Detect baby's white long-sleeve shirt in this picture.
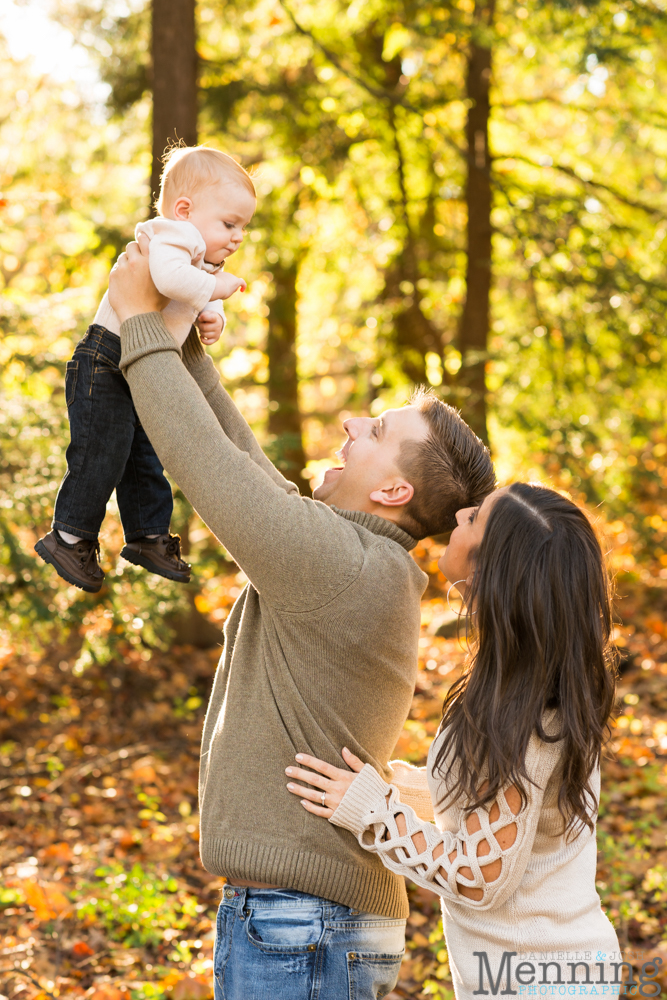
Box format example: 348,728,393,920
93,218,225,346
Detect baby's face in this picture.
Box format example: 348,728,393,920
186,182,256,265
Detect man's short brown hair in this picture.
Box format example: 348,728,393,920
396,387,496,539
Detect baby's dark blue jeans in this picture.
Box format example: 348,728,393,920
52,324,173,543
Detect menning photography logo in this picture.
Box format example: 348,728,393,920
472,951,664,997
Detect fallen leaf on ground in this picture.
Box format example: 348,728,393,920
23,878,72,920
171,974,213,1000
72,940,95,956
43,841,73,863
87,987,130,1000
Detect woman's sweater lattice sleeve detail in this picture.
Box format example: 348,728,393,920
330,744,559,911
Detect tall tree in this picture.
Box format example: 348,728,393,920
151,0,224,646
266,252,309,494
151,0,198,205
459,0,495,443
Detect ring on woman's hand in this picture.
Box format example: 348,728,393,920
321,791,326,807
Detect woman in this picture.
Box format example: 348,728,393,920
286,483,621,999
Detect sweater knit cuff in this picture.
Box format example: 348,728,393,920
329,764,391,836
119,312,181,372
181,328,222,396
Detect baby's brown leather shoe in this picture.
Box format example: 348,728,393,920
120,533,191,583
35,531,105,593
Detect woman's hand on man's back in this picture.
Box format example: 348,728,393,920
286,746,364,817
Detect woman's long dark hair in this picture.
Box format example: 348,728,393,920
434,482,617,834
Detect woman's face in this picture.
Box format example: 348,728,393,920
438,487,508,589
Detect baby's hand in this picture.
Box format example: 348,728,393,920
212,271,246,300
197,310,223,346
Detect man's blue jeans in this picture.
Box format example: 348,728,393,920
213,887,406,1000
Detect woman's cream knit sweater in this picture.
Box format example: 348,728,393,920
333,718,621,1000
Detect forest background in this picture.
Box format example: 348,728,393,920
1,0,667,997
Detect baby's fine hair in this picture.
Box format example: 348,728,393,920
155,145,256,214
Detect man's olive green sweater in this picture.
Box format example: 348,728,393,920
119,314,428,918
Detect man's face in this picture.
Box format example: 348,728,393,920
313,406,429,515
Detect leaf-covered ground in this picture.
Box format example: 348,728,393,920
1,542,666,1000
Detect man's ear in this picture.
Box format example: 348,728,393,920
173,196,193,220
369,479,414,508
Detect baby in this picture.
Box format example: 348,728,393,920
35,146,257,593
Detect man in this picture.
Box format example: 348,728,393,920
109,243,495,1000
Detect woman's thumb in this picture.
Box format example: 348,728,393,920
342,747,364,773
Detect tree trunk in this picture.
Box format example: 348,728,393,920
165,496,224,649
384,112,442,385
149,4,213,647
458,0,495,445
267,259,309,495
151,0,198,209
166,589,224,648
